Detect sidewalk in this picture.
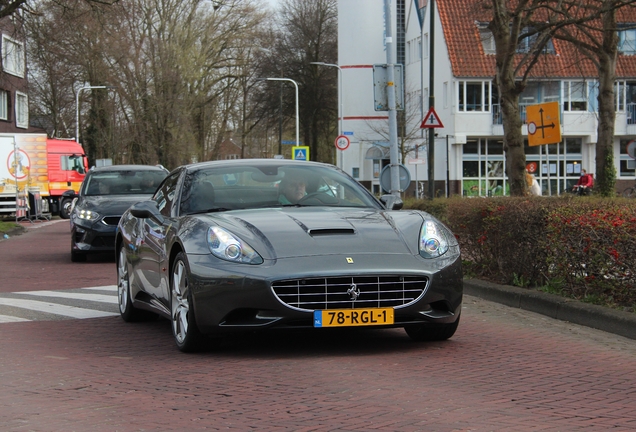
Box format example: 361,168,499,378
465,278,636,341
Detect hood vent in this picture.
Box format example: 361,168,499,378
308,228,355,236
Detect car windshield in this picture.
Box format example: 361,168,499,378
180,164,381,214
83,170,167,196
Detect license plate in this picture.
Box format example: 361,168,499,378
313,308,394,328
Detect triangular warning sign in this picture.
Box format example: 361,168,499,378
420,107,444,128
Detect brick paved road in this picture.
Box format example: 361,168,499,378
1,221,636,431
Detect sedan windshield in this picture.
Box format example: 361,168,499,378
180,164,381,214
83,170,167,196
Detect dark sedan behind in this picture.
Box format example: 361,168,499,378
71,165,168,262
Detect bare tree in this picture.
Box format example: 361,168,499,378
552,2,636,196
27,0,269,168
484,0,636,196
257,0,338,163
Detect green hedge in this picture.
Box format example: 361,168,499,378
404,196,636,310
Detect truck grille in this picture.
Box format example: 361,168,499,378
272,276,429,311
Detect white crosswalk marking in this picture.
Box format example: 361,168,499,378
0,298,118,319
0,286,119,322
17,290,118,304
80,285,117,291
0,314,30,323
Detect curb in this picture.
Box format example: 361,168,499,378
464,278,636,341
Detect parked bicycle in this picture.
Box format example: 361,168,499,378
622,180,636,198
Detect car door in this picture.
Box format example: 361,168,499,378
137,171,182,306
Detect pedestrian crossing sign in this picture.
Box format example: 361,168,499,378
292,146,310,161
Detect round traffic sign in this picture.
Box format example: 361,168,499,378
335,135,350,151
379,164,411,193
528,122,537,135
627,140,636,160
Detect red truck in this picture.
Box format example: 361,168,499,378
0,134,89,219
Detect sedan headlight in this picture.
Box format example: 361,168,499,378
75,209,101,221
207,226,263,264
419,219,459,259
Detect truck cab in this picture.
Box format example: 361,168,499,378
45,139,89,218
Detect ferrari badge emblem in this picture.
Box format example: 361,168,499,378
346,257,354,263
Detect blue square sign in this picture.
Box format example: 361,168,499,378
292,146,310,161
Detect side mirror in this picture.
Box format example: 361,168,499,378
379,194,404,210
130,200,164,223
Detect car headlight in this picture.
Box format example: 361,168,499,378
207,226,263,264
419,219,459,259
75,209,101,221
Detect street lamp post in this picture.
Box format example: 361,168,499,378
263,77,299,149
311,62,343,167
75,85,114,147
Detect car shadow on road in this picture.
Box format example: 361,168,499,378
108,317,458,359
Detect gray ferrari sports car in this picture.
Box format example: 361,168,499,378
116,159,462,352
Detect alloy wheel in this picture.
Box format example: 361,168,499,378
172,260,190,344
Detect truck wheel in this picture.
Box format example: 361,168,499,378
60,198,73,219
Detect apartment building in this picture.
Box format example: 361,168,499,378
0,15,31,134
337,0,636,196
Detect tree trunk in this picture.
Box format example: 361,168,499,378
595,8,618,197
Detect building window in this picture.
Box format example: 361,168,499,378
0,90,7,120
619,27,636,54
616,81,636,123
443,82,448,109
462,137,583,196
563,81,587,111
352,167,360,179
2,35,25,78
458,81,491,112
517,27,556,54
461,138,506,197
15,91,28,128
619,139,636,177
478,24,555,55
423,33,428,59
396,0,405,66
479,26,496,54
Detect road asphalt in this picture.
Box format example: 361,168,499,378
464,278,636,341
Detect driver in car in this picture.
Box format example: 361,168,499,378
278,175,306,204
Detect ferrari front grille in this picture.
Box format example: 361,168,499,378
272,276,429,311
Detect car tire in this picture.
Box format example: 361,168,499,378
405,314,460,342
60,198,73,219
171,252,202,352
117,246,149,322
71,250,87,262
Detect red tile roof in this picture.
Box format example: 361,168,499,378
437,0,636,79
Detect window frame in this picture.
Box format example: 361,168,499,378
619,26,636,55
2,35,25,78
457,81,492,112
0,90,7,120
15,91,28,129
562,81,588,112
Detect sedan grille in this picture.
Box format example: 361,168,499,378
272,276,429,311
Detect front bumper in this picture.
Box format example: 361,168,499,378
186,253,463,335
71,216,120,253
